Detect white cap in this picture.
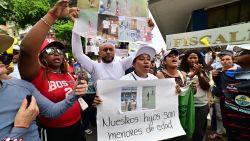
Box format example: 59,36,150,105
133,44,156,62
13,45,20,50
163,48,179,59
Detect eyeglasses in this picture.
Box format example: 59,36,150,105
44,47,64,55
0,52,13,65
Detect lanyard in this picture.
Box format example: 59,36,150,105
131,72,137,80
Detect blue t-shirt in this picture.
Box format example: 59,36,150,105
0,78,77,141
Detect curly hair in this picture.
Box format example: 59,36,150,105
179,50,208,73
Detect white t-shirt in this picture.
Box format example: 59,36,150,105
9,63,21,79
191,74,208,107
72,33,133,83
102,20,110,29
120,71,158,80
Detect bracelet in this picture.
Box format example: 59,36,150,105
14,125,29,129
48,11,58,20
3,138,24,141
41,18,52,28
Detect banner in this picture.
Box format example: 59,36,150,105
166,22,250,49
97,79,186,141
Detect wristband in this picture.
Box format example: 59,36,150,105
48,11,58,20
3,138,24,141
14,125,29,129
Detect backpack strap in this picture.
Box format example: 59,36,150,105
177,70,185,86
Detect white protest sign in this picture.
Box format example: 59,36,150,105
97,79,186,141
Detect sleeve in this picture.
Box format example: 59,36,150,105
120,55,134,71
3,128,27,140
72,32,96,74
30,84,78,118
212,72,223,97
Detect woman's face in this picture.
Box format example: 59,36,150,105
133,54,151,77
187,53,198,67
220,55,233,69
0,61,7,75
42,47,64,69
164,53,179,68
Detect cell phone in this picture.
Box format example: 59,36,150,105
26,95,32,108
77,68,84,85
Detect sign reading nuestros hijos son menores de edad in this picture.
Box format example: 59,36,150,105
96,79,185,141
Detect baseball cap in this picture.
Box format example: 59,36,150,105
0,34,14,54
39,38,64,53
133,44,156,63
163,48,179,59
218,50,233,57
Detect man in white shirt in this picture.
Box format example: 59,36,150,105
72,32,138,83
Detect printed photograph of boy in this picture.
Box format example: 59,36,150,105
121,87,137,112
78,0,100,12
99,0,148,17
118,17,149,42
97,14,118,39
99,0,122,16
115,42,129,57
142,86,156,110
73,10,98,37
130,0,148,17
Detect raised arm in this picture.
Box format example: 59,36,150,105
72,32,96,74
120,54,134,70
19,0,71,81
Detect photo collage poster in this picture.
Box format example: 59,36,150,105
74,0,151,56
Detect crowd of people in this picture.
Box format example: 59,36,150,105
0,0,250,141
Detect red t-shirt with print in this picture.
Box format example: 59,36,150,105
32,68,80,128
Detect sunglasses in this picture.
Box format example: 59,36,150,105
0,52,13,65
44,47,64,55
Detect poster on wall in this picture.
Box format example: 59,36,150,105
97,79,186,141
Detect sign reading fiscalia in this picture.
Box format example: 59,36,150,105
97,79,185,141
166,23,250,49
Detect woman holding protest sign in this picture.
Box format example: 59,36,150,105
120,44,157,80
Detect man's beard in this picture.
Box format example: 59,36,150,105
102,57,114,63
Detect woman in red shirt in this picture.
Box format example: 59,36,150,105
18,1,86,141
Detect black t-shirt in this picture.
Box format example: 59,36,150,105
215,69,250,141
